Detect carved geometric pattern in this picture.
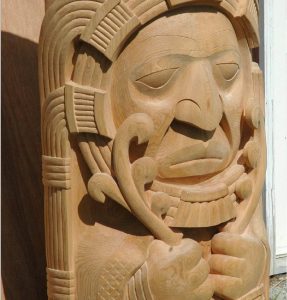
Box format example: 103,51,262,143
221,0,259,47
243,0,259,47
168,0,221,6
80,0,259,61
41,86,66,156
124,0,168,24
47,268,76,299
128,262,154,300
81,0,140,61
165,195,236,227
65,82,110,137
42,155,71,189
98,257,135,299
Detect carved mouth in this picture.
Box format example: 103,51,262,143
158,140,229,178
151,162,246,228
156,119,231,179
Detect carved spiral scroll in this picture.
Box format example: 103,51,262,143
88,173,130,211
113,113,182,246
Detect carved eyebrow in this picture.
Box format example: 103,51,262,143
137,28,236,45
131,54,192,80
199,29,239,55
212,49,241,63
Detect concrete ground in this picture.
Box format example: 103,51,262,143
270,273,287,300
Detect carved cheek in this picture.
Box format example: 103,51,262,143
111,73,136,127
221,74,245,152
125,82,176,132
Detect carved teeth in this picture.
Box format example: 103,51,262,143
152,164,245,200
181,182,228,202
165,195,236,227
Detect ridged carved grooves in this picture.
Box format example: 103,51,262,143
47,268,76,298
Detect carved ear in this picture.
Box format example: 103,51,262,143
244,62,264,130
228,62,266,235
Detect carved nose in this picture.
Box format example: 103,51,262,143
174,60,223,131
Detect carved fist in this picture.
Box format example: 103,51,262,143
146,239,213,300
209,232,266,299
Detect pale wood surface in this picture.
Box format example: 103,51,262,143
2,0,46,298
39,1,269,299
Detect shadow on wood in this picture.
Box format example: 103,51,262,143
1,31,46,300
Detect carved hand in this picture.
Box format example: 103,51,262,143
146,239,213,300
209,232,266,299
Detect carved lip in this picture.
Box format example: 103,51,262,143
157,140,230,178
151,163,245,202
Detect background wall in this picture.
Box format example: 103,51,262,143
2,0,46,298
263,0,287,275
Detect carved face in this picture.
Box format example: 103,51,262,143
111,8,251,184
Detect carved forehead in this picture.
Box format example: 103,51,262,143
119,8,239,60
137,8,235,41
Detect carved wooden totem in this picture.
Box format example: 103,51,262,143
39,0,269,299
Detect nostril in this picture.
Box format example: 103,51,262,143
174,96,223,131
175,99,201,125
178,99,201,110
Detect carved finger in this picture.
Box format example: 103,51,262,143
210,274,243,299
187,258,210,291
209,254,244,278
211,232,261,258
190,275,214,300
171,240,203,270
148,239,202,270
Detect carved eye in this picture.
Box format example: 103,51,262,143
136,68,178,89
217,63,239,81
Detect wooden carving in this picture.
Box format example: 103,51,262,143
39,0,269,299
